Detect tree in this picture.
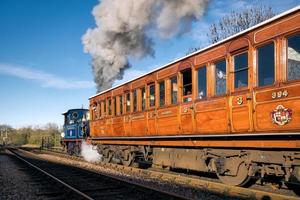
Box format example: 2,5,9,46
207,5,276,44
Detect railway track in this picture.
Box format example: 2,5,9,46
23,148,300,200
7,148,185,200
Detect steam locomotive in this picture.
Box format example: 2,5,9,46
60,108,89,155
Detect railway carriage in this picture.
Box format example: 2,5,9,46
61,109,89,155
88,6,300,187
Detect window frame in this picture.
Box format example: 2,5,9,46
213,58,227,96
132,89,138,112
118,94,123,115
125,92,131,113
232,50,249,91
170,75,178,105
181,68,193,103
107,98,112,116
256,41,276,88
196,65,207,100
141,86,146,111
158,80,166,107
112,97,116,116
148,83,156,109
286,31,300,83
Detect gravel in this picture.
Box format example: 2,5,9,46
20,150,240,200
0,151,47,200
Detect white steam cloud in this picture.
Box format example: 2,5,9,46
82,0,209,92
80,141,102,162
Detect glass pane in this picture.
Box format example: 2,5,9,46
141,87,146,111
103,101,106,116
149,84,155,107
182,69,192,96
112,97,116,116
108,99,112,115
215,60,226,95
171,76,178,104
258,43,274,86
97,102,101,118
119,95,123,115
234,52,248,88
133,90,137,112
288,34,300,81
126,93,130,112
197,67,207,99
159,81,165,107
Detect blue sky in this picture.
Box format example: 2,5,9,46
0,0,299,128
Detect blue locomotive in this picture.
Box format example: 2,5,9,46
61,108,89,155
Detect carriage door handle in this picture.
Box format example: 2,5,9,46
246,96,252,101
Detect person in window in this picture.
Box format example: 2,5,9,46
198,91,205,99
186,91,192,102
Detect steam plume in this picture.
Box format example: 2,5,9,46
81,141,102,162
83,0,209,92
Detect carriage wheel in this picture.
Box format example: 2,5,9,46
217,162,251,186
102,149,112,163
121,149,135,166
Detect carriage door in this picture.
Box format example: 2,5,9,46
230,50,254,133
180,67,194,134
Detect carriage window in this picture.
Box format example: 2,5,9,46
126,92,130,113
108,98,112,115
92,103,97,119
102,101,106,117
149,84,155,107
141,87,146,111
197,66,207,99
287,34,300,81
133,89,137,112
258,43,275,86
171,76,178,104
159,81,165,107
234,52,248,89
182,69,192,102
112,97,116,116
215,60,226,95
119,95,123,115
97,102,101,118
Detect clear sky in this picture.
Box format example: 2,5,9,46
0,0,299,128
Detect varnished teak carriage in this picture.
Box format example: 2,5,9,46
88,6,300,187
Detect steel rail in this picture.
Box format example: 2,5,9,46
8,149,95,200
38,148,300,200
13,148,189,200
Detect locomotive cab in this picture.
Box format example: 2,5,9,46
61,108,89,155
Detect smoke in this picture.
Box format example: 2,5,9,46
83,0,209,92
80,141,102,162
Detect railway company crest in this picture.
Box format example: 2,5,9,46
270,105,292,126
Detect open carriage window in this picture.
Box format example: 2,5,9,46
149,84,155,107
233,52,248,89
102,101,106,117
197,66,207,99
170,76,178,104
287,33,300,81
257,43,275,86
215,60,226,95
159,81,165,107
141,87,146,111
125,92,130,113
182,69,192,102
